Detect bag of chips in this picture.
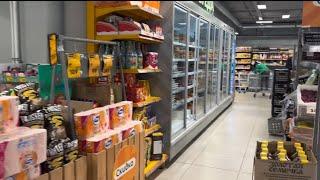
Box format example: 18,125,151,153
44,105,67,141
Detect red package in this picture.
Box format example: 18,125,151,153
96,21,118,35
144,52,158,69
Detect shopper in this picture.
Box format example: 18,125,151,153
253,61,270,91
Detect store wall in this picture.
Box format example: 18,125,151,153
20,2,64,64
63,1,87,52
237,36,298,48
0,1,12,63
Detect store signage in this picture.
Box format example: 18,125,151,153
302,1,320,27
113,145,137,180
195,1,214,14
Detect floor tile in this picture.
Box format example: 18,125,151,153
193,151,243,172
155,162,191,180
237,172,253,180
180,164,238,180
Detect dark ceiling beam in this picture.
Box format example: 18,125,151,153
214,1,242,28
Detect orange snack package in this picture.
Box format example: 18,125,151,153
74,107,109,140
0,96,19,133
106,101,133,129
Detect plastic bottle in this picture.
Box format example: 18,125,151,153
136,42,143,69
126,41,138,69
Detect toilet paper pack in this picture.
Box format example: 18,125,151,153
0,127,47,178
0,96,19,133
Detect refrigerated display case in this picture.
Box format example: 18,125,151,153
153,1,236,160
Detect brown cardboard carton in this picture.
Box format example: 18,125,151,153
254,141,317,180
72,81,111,106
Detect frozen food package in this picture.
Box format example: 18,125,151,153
0,127,47,178
106,101,133,129
74,107,109,140
0,96,19,133
44,105,67,141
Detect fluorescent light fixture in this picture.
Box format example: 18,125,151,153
259,17,263,20
282,14,290,19
257,4,267,9
256,20,273,24
235,32,239,35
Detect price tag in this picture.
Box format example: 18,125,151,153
307,106,316,115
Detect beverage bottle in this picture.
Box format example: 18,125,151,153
136,42,143,69
126,41,138,69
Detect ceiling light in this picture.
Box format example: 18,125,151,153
282,14,290,19
257,4,267,9
235,32,239,35
259,17,263,20
256,20,273,24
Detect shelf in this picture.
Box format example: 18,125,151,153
188,72,195,76
173,41,187,46
172,87,184,94
172,102,184,109
173,58,186,62
198,61,207,65
187,85,194,89
172,73,186,78
95,5,163,21
145,124,161,137
96,34,163,44
120,68,162,73
133,96,161,107
187,97,195,103
189,45,197,48
236,63,251,65
235,68,251,70
188,59,196,62
236,51,251,53
235,57,251,59
252,59,284,61
144,154,168,177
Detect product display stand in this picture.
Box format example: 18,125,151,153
48,34,116,139
296,27,320,180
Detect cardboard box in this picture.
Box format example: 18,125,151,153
72,81,111,106
254,141,317,180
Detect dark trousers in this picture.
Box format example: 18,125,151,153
260,72,269,91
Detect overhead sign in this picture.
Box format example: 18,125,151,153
113,145,137,180
195,1,214,14
302,1,320,27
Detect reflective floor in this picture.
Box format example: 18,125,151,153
156,92,281,180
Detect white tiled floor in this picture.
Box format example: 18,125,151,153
156,92,281,180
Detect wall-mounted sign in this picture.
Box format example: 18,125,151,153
113,145,137,180
195,1,214,14
302,1,320,27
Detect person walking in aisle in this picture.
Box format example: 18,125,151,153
253,61,270,95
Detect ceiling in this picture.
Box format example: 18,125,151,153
216,1,303,36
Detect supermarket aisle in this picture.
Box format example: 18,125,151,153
156,92,281,180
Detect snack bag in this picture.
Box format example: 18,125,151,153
74,107,108,140
44,105,67,141
20,110,45,129
13,83,38,103
62,138,78,163
44,140,64,172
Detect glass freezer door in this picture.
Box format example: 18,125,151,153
220,30,227,102
172,6,188,136
215,27,221,104
207,24,218,109
196,19,208,119
186,14,198,127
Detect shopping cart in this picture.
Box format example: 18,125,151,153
251,71,272,98
236,72,249,93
